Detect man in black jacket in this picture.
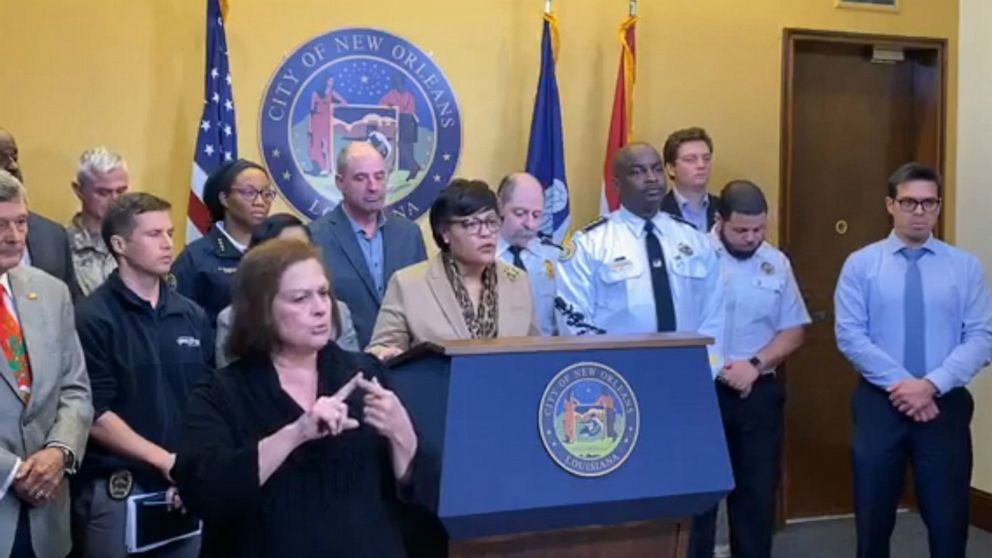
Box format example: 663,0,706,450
660,126,721,232
0,127,82,299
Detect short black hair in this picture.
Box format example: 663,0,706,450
718,180,768,220
887,162,942,199
102,192,172,261
249,213,310,249
202,159,269,224
429,178,499,251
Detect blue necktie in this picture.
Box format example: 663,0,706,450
902,247,926,377
644,221,676,332
508,246,526,271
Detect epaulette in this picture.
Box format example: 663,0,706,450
666,212,697,229
538,234,563,251
580,216,609,233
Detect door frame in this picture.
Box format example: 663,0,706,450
777,28,948,522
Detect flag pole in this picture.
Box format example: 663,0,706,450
629,0,637,17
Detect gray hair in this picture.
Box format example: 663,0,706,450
0,169,27,204
75,147,128,188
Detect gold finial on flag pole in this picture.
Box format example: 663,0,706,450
545,0,553,14
629,0,638,17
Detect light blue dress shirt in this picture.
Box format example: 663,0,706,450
712,234,811,365
834,232,992,394
497,237,559,336
673,187,710,232
344,211,386,296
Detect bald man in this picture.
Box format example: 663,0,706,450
497,172,561,335
0,128,82,300
309,142,427,349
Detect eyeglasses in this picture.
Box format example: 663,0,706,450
894,197,941,213
450,216,503,235
0,217,27,233
230,187,278,202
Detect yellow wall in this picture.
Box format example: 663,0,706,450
0,0,958,247
956,0,992,492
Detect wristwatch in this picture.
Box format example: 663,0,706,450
748,356,764,371
51,445,76,475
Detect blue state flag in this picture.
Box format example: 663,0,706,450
525,14,570,243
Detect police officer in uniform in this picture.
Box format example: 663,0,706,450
555,142,725,373
693,180,810,558
171,159,275,325
496,172,560,336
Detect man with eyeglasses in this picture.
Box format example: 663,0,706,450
67,147,130,296
835,162,992,558
660,127,721,232
309,142,427,349
496,172,561,336
171,159,275,326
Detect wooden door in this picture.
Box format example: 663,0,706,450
779,30,945,520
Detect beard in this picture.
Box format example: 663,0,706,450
719,228,760,261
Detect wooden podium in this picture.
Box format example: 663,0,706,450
387,334,732,558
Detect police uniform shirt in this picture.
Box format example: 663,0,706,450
497,236,559,336
170,224,243,325
711,232,811,368
556,206,726,375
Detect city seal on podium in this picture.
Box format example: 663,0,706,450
260,27,462,221
539,362,640,477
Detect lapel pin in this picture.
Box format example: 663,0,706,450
27,292,38,301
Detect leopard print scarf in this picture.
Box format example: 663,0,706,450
441,252,499,339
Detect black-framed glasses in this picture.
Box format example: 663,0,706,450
894,197,941,213
230,187,278,202
450,216,503,235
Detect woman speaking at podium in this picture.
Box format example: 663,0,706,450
366,178,539,361
173,238,420,557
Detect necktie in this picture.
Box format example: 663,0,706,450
902,248,926,377
0,285,31,402
508,246,527,271
644,221,677,332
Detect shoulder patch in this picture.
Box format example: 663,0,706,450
559,237,576,262
581,216,609,233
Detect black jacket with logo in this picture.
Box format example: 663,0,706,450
75,270,214,490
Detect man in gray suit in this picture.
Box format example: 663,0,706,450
0,128,82,301
0,169,93,558
309,142,427,349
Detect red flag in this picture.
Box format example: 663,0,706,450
600,16,637,215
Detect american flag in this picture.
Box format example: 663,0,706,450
187,0,237,243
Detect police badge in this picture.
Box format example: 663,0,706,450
761,261,775,275
107,469,134,500
678,243,694,257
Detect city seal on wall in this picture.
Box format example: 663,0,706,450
260,27,462,221
538,362,640,477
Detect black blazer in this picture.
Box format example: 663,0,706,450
26,212,82,301
660,190,720,232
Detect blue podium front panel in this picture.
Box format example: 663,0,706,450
437,346,733,539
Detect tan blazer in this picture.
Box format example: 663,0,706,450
0,265,93,558
368,256,539,353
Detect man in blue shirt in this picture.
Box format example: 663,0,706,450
74,193,213,558
496,172,560,336
309,142,427,349
691,181,810,558
835,163,992,558
660,127,721,232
